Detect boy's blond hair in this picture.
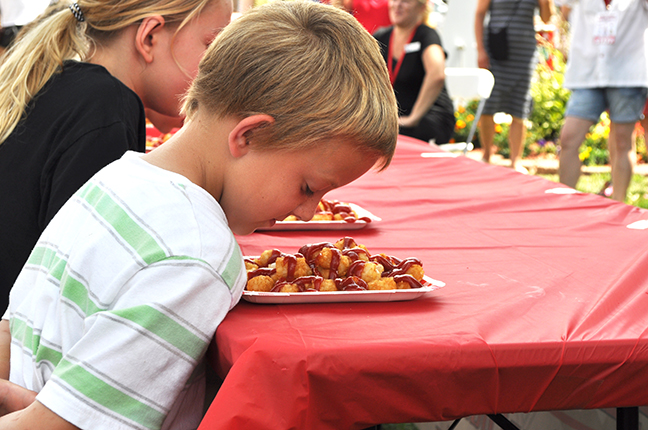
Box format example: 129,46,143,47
184,0,398,169
0,0,218,146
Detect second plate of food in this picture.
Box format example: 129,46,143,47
257,200,380,231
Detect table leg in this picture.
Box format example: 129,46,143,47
487,414,521,430
617,407,639,430
448,419,462,430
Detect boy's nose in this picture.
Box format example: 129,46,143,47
291,197,322,221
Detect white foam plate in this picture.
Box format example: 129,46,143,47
256,203,380,231
242,276,445,304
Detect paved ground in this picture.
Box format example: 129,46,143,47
463,150,648,176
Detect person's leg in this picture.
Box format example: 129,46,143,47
508,116,526,171
558,116,594,188
607,88,648,202
559,88,605,188
479,114,495,162
609,122,636,202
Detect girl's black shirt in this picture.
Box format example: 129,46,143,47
0,61,146,311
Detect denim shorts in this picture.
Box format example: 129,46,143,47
565,87,648,123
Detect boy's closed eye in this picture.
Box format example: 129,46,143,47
302,184,315,197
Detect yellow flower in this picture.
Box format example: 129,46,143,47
455,120,466,130
458,106,466,113
466,114,474,122
495,124,503,133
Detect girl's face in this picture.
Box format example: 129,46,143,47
388,0,424,27
143,0,232,117
220,139,380,236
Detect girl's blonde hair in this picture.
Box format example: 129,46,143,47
0,0,214,146
184,0,398,170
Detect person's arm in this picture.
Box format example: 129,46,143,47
398,43,446,128
0,380,38,417
0,320,40,417
538,0,555,23
0,400,79,429
0,320,10,380
560,4,572,21
474,0,491,69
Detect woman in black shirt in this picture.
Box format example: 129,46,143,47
374,0,455,144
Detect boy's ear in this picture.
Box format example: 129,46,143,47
135,15,166,64
228,114,275,158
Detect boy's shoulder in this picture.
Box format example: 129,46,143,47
71,152,234,260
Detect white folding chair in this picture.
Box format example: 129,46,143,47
438,67,495,155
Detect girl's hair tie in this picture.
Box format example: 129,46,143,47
69,3,85,22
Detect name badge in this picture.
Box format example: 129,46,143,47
404,41,421,53
593,10,618,45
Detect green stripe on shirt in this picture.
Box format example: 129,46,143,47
10,317,63,368
27,246,66,280
110,305,207,361
79,183,168,265
27,245,104,316
221,242,243,289
54,358,165,430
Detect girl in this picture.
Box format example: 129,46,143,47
0,0,231,309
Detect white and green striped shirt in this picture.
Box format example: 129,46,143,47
4,151,246,430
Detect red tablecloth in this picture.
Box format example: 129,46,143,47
199,136,648,430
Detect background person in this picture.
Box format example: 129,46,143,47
0,0,231,312
557,0,648,202
0,2,398,427
475,0,554,171
374,0,455,145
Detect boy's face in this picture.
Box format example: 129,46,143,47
221,139,380,235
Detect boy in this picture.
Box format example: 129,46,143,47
0,1,398,429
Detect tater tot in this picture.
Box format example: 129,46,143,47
314,248,351,274
246,275,275,292
312,212,334,221
396,279,412,289
359,261,384,284
319,279,338,291
406,264,425,282
275,256,312,280
256,249,280,267
367,277,397,290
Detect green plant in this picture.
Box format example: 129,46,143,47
527,39,571,145
578,112,610,166
451,99,480,146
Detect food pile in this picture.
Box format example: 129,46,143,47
282,199,371,223
245,237,425,293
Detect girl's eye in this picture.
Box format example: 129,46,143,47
303,185,314,197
